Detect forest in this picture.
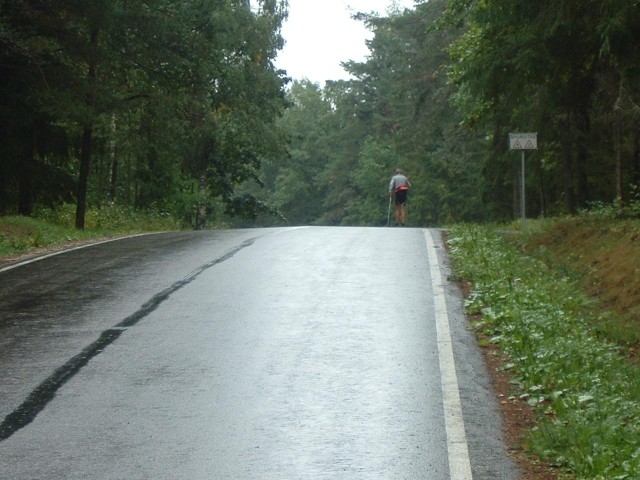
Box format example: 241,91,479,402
2,0,640,228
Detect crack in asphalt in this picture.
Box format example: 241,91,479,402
0,238,256,442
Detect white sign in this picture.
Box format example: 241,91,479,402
509,132,537,150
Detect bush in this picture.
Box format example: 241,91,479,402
33,203,181,232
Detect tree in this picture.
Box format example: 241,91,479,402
258,0,486,226
0,0,290,228
445,0,640,216
266,80,333,224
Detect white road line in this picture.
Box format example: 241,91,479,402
0,234,152,273
0,228,307,274
424,229,473,480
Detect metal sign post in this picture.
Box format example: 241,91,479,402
509,133,537,222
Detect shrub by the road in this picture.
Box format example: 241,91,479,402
447,224,640,479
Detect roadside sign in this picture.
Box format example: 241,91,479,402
509,132,538,223
509,132,537,150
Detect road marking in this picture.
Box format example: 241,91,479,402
0,228,308,274
0,233,155,273
424,229,473,480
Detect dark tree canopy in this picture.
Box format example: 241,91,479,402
0,0,288,228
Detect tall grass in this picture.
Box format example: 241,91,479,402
448,224,640,479
0,204,181,257
33,203,181,232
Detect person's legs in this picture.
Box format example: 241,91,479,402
399,204,407,225
394,203,402,225
396,190,407,226
394,190,408,225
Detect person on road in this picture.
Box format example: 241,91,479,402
389,168,411,226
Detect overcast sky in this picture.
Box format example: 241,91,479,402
274,0,417,85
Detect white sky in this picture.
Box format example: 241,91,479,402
275,0,416,85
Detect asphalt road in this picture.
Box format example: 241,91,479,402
0,227,519,479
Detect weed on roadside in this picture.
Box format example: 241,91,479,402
448,224,640,479
0,204,182,259
0,216,86,256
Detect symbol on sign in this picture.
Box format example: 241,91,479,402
509,132,537,150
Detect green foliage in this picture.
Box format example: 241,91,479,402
0,217,61,255
345,138,398,225
444,0,640,216
0,205,180,258
578,194,640,221
0,0,289,228
259,0,640,226
257,0,486,226
518,214,640,349
5,0,640,227
33,203,180,232
448,224,640,478
247,80,334,225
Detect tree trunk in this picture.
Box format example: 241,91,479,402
576,149,588,209
196,175,207,230
110,156,119,201
18,130,35,216
76,124,93,229
561,113,576,214
537,158,546,218
18,161,34,216
632,130,640,192
614,119,623,204
75,28,99,229
109,114,118,201
575,110,590,209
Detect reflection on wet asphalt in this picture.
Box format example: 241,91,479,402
0,227,519,479
0,238,257,441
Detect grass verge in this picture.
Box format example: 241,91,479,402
0,204,182,259
519,216,640,349
447,223,640,479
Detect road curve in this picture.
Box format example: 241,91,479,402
0,227,519,479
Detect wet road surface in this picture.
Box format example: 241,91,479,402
0,227,519,479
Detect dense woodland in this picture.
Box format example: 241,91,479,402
2,0,640,228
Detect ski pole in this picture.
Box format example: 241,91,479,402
387,194,392,227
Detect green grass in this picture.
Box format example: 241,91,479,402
0,216,92,256
0,204,182,258
448,223,640,479
517,215,640,348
